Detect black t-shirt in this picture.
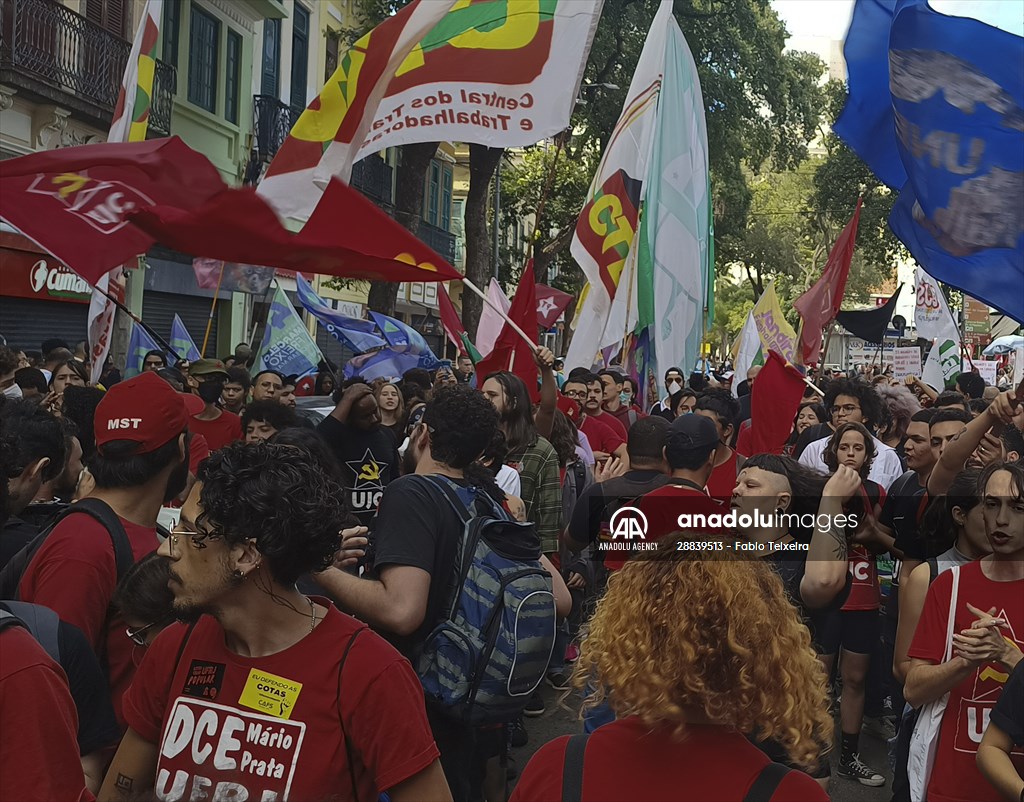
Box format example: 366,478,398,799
372,474,488,658
317,416,401,526
765,551,850,644
566,470,670,548
0,516,38,571
991,660,1024,746
792,423,833,460
880,471,928,561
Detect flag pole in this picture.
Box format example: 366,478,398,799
462,278,537,351
200,260,226,357
90,281,183,362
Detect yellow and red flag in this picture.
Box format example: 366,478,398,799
259,0,603,222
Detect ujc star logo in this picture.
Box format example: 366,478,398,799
26,171,154,234
609,506,647,540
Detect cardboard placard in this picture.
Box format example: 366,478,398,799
893,346,922,379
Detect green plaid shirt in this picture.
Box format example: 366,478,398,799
507,435,562,554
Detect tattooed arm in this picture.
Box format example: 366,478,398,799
801,465,859,609
98,728,157,801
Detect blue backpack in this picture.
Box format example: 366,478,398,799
414,475,556,725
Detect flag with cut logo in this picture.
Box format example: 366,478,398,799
89,0,163,383
169,315,201,364
124,320,163,378
296,274,387,353
254,284,323,379
634,12,711,398
259,0,604,222
565,0,671,370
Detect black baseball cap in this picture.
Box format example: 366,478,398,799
668,413,719,452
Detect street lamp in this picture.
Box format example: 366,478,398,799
575,82,619,104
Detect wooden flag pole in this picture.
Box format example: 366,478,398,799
200,260,226,357
462,278,537,351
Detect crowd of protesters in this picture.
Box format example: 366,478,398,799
0,335,1022,802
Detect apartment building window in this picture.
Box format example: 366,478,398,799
290,4,311,119
188,6,220,113
427,162,440,227
325,31,340,82
225,30,242,125
261,18,281,97
85,0,126,38
441,166,453,231
162,0,180,67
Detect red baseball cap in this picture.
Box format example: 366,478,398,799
557,394,581,422
94,372,193,454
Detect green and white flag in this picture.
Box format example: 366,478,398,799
635,10,711,398
732,310,762,397
254,284,323,379
916,266,961,389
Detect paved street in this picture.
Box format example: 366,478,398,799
509,683,893,801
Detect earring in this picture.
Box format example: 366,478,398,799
234,569,246,580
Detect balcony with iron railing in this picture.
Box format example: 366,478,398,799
350,155,394,207
0,0,175,135
419,221,456,265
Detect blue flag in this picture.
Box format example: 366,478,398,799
836,0,1024,321
295,274,387,353
343,348,424,382
125,322,163,378
254,284,322,379
368,311,440,369
169,315,202,364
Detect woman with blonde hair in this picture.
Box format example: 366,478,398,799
375,381,405,441
511,542,833,801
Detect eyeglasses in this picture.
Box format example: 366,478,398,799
831,404,861,415
169,522,214,553
126,621,160,646
564,390,586,400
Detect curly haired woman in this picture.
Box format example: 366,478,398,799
511,543,833,802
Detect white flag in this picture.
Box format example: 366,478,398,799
732,310,761,398
915,266,961,390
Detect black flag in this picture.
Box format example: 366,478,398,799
836,284,904,344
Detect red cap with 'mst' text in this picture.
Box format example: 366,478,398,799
94,372,191,454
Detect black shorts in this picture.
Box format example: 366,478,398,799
817,608,881,656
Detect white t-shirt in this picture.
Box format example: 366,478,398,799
798,433,904,489
495,464,521,497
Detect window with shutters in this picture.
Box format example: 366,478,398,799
85,0,126,39
325,31,340,82
441,166,453,231
426,162,440,226
289,4,310,120
188,7,219,113
162,0,180,68
261,18,281,98
225,30,242,125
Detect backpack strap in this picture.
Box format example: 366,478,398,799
0,608,25,635
742,762,791,802
926,557,939,585
338,625,368,802
561,732,590,802
71,498,134,583
420,474,506,523
0,601,60,664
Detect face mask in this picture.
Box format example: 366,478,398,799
619,391,631,405
197,380,224,404
667,380,682,394
2,384,22,400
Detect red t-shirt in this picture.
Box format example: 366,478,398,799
509,718,827,802
908,561,1024,802
590,410,628,441
640,482,725,539
579,415,625,457
123,603,439,801
0,626,93,802
606,404,643,431
705,450,739,503
189,433,211,476
18,508,159,728
842,544,880,611
189,410,242,452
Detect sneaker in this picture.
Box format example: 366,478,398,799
546,671,572,691
507,718,528,748
839,753,886,787
523,692,546,717
862,715,896,741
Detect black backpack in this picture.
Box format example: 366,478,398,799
560,732,793,802
0,498,134,600
0,600,62,663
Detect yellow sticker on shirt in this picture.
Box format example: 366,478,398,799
238,668,302,720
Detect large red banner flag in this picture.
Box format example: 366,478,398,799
794,198,862,364
474,263,540,402
750,351,807,455
438,283,467,353
0,137,224,285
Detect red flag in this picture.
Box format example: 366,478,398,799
750,351,807,455
0,137,224,284
131,178,462,283
438,283,467,353
475,264,540,402
535,283,573,328
794,198,862,364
